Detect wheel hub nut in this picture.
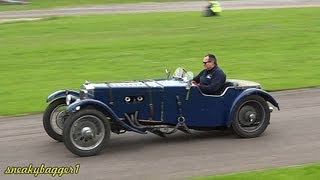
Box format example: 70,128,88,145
81,127,94,138
249,114,256,122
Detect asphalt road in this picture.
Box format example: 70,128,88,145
1,1,320,180
0,0,320,19
1,88,320,180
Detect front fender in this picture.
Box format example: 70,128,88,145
46,89,79,103
226,88,280,126
66,99,147,134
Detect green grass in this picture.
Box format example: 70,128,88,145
192,163,320,180
0,0,200,11
0,7,319,115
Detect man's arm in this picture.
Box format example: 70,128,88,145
192,71,202,83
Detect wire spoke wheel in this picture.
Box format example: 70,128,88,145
70,115,105,151
63,108,111,157
50,104,67,135
43,98,68,142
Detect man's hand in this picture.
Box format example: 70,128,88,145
192,81,200,87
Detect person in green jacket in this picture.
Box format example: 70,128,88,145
203,1,222,16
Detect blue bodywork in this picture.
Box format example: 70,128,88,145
57,74,279,134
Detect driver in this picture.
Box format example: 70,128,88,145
192,53,226,95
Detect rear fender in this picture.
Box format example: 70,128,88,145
66,99,147,134
226,88,280,127
46,89,79,103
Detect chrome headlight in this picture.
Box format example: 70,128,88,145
80,89,88,99
80,83,95,100
66,94,79,105
66,94,72,105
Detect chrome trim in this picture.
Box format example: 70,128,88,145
70,115,105,151
249,114,256,122
124,97,131,102
137,96,144,102
81,127,94,139
269,107,274,113
80,82,95,99
66,94,72,105
79,89,88,99
197,86,234,97
83,83,95,91
66,94,78,105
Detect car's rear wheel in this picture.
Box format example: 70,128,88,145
43,98,68,142
232,95,270,138
63,108,110,157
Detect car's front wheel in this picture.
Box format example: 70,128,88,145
43,98,68,142
232,95,270,138
63,108,111,157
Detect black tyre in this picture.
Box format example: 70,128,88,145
231,95,270,138
43,98,68,142
63,108,111,157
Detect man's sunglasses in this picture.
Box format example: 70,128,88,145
203,61,212,65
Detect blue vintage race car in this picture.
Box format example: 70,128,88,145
43,68,279,157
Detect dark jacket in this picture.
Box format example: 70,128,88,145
193,66,226,95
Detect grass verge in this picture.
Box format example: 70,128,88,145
0,7,319,115
192,163,320,180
